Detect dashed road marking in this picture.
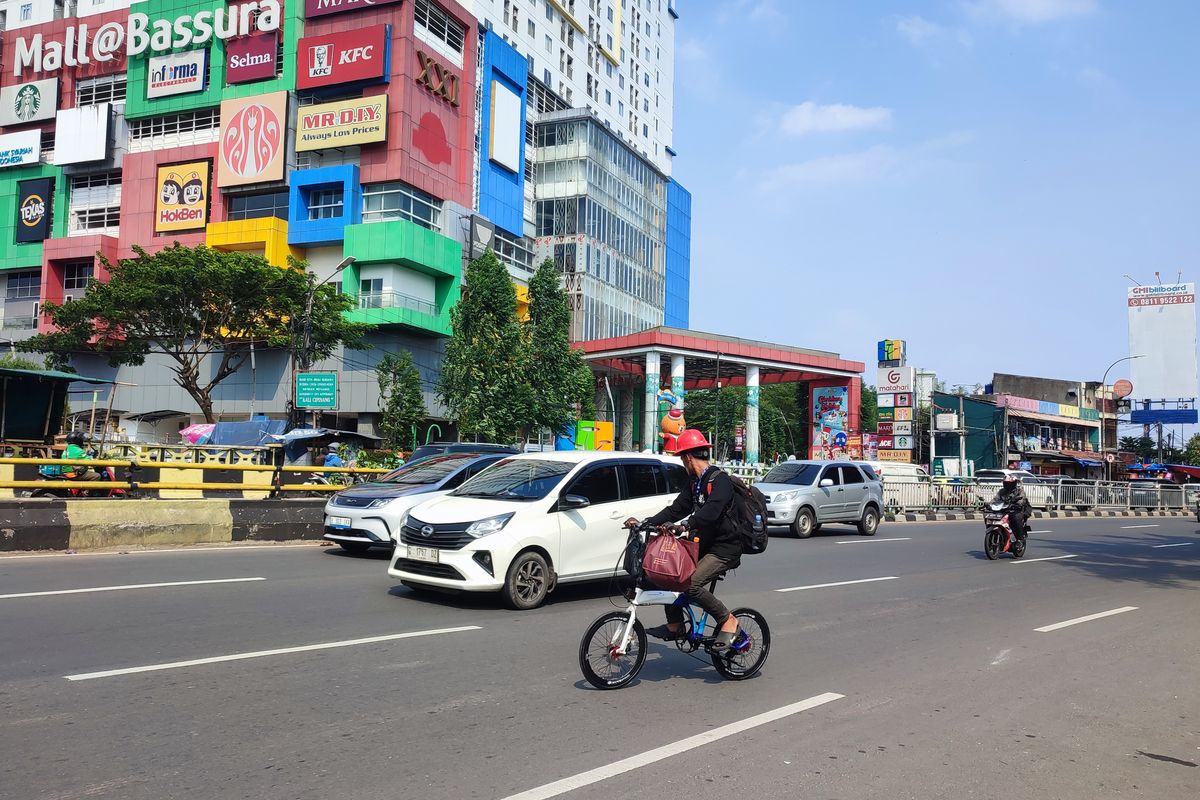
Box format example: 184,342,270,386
1012,555,1078,565
775,576,899,593
834,537,912,545
1035,607,1138,633
0,577,265,600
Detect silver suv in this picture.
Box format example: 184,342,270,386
756,460,884,538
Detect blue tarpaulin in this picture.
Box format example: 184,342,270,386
208,419,287,446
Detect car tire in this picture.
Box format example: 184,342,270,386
791,508,816,539
857,506,880,536
502,550,551,610
337,541,372,554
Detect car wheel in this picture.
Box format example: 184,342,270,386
502,551,551,610
337,541,372,554
791,508,816,539
857,506,880,536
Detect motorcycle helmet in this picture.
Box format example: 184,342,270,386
66,431,86,447
327,444,340,453
1002,473,1019,485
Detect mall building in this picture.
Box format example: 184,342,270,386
0,0,690,441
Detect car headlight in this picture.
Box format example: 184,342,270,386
399,511,411,530
366,497,395,509
774,490,800,502
466,513,515,538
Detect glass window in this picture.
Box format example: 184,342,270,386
453,458,574,501
76,75,126,107
819,467,841,486
839,465,864,485
307,187,344,220
380,453,475,485
762,463,821,486
361,181,442,230
414,0,466,64
226,191,289,221
63,262,94,291
127,109,220,152
5,271,40,300
68,171,122,237
857,464,879,481
661,463,688,494
565,464,621,505
620,463,663,499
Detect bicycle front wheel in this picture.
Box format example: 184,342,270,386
712,608,770,681
579,611,646,690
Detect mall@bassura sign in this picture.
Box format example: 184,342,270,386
12,1,282,77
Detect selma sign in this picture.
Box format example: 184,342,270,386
12,1,282,77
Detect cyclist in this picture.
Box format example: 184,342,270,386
625,429,742,649
995,473,1031,541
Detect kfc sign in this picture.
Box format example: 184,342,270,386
226,32,278,84
305,0,403,18
296,25,390,90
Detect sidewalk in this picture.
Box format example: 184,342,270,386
885,509,1196,523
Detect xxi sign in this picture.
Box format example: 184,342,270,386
415,50,460,107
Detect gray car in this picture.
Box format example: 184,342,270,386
755,460,884,538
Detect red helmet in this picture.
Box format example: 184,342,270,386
672,429,711,455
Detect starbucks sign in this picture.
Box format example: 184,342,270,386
0,78,58,126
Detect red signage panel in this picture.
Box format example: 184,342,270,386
297,25,391,90
877,422,894,437
226,32,278,84
305,0,403,18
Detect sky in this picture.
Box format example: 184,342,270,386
670,0,1200,394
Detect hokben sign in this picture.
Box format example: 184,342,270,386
305,0,403,17
297,25,390,90
156,160,210,232
297,95,388,151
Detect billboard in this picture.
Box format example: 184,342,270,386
217,92,287,188
0,78,58,126
296,25,391,90
1127,283,1198,399
296,95,388,151
53,104,111,165
156,161,210,233
877,367,914,394
16,178,54,243
305,0,403,17
227,32,279,84
0,130,41,168
147,50,208,98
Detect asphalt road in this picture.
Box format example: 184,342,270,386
1,517,1197,800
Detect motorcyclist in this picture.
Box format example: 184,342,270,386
624,430,743,649
322,445,346,469
995,473,1031,540
61,431,99,481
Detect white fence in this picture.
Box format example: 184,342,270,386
881,477,1200,514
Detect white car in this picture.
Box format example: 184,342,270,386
388,451,686,609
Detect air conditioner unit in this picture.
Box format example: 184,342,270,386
64,294,74,303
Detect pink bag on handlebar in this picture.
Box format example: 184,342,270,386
641,534,699,591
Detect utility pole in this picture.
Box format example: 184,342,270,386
958,393,966,478
929,402,936,474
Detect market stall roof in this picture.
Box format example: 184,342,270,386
0,367,113,385
1005,407,1100,428
268,428,384,446
123,409,190,422
1168,464,1200,480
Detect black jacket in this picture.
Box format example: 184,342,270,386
996,483,1032,516
645,467,743,561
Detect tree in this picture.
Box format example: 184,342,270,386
860,385,879,433
1119,435,1155,461
437,249,529,442
1184,434,1200,466
376,351,427,451
525,259,592,438
20,244,368,423
0,354,48,371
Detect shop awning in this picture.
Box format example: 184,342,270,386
1005,407,1100,428
1168,464,1200,480
123,409,190,423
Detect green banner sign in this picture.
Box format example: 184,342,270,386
296,371,338,409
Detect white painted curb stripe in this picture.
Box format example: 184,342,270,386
1011,555,1078,565
834,537,912,545
1035,606,1137,633
1121,524,1160,529
65,626,482,681
499,693,845,800
0,543,322,560
1152,542,1194,548
776,576,898,593
0,577,266,600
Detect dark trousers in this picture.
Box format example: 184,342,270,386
1010,511,1028,538
665,554,732,628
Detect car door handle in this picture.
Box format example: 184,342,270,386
609,510,626,519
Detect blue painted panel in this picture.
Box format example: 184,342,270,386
288,165,362,246
664,179,692,328
477,31,527,237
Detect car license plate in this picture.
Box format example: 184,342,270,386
407,545,439,563
327,516,352,529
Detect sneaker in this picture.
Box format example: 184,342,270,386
711,626,740,650
646,624,685,641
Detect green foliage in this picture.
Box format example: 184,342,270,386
682,383,805,461
356,449,406,471
0,354,46,371
860,385,879,433
437,250,528,443
377,351,427,450
1119,435,1156,461
526,259,593,436
19,244,368,423
1184,434,1200,467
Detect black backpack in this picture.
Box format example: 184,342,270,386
724,473,769,555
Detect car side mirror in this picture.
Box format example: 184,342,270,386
819,479,835,488
560,494,590,510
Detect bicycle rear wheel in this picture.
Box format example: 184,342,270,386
579,611,646,690
712,608,770,680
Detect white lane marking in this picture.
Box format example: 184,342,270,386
0,577,265,600
500,693,845,800
834,537,912,545
0,543,321,560
1030,530,1053,533
990,648,1012,666
1121,524,1160,529
1152,542,1194,549
1011,555,1078,565
1035,606,1138,633
775,576,898,593
65,626,481,681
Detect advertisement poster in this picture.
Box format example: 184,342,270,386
155,161,210,233
227,32,279,84
16,177,54,242
812,386,850,460
305,0,403,18
296,95,388,151
0,130,40,168
0,78,58,126
217,92,287,188
297,25,391,90
147,49,207,98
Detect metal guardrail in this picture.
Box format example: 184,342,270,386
880,476,1199,513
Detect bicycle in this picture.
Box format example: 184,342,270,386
578,521,770,690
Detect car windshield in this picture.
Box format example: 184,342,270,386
378,454,473,485
762,463,822,486
451,458,574,501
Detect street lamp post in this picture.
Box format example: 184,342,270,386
1099,354,1143,480
289,256,355,428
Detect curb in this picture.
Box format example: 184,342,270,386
885,509,1194,524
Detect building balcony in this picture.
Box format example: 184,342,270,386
346,290,445,334
0,315,38,332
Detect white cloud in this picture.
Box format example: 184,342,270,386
966,0,1099,24
896,15,974,47
779,102,894,137
757,146,898,193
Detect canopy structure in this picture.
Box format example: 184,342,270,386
0,368,114,443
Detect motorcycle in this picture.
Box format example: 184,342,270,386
983,499,1027,560
28,464,127,499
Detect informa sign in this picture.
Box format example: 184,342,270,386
1127,283,1198,399
0,130,41,168
147,49,207,98
155,161,210,233
226,32,278,84
296,25,391,90
877,367,915,394
0,78,58,126
16,178,54,243
296,372,338,409
296,95,388,151
217,92,287,187
305,0,403,18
